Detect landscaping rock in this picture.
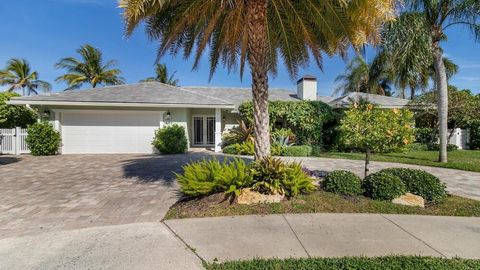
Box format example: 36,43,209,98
237,188,284,205
392,193,425,208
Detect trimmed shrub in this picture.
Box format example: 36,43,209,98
238,100,333,145
324,170,363,196
152,124,188,154
415,127,438,145
363,172,406,200
283,145,313,157
222,144,237,155
378,168,447,202
310,145,323,157
427,143,458,152
26,121,61,156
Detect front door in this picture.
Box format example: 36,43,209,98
193,115,216,146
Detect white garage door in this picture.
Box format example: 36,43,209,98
61,110,162,154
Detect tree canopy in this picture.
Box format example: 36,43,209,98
409,86,480,136
55,44,125,90
140,63,179,86
0,92,37,128
340,104,415,175
0,59,51,96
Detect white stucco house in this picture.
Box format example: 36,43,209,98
8,76,409,154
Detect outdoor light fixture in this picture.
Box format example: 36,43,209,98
43,110,51,119
166,110,172,123
222,116,226,123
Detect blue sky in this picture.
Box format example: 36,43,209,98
1,0,479,96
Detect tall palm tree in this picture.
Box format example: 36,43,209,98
383,2,479,163
381,12,459,100
140,63,179,86
55,44,125,90
0,59,51,96
334,56,393,96
119,0,395,159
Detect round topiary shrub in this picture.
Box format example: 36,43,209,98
362,172,406,200
378,168,447,202
152,124,188,154
324,170,363,196
26,121,61,156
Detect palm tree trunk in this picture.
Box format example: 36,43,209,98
432,42,448,163
246,0,270,160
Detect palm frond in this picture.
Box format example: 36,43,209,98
121,0,395,81
55,44,124,89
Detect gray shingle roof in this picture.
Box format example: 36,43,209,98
184,87,299,108
329,92,409,108
11,82,233,106
184,86,334,108
10,82,408,109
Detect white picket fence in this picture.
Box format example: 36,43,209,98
0,128,30,155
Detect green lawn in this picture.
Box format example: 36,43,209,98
205,256,480,270
164,191,480,220
315,150,480,172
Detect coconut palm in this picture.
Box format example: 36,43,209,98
140,63,179,86
334,55,393,96
0,59,51,96
119,0,395,159
383,2,479,163
55,44,125,90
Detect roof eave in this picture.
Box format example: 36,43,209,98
8,100,235,109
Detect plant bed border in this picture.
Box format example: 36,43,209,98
164,191,480,220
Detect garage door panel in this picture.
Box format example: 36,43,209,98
62,111,161,154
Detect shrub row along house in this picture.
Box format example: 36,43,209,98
8,75,409,155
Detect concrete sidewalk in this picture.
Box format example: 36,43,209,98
165,213,480,263
0,222,203,270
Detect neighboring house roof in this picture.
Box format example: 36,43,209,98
329,92,410,108
9,82,234,109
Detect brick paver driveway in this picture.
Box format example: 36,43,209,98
0,152,214,239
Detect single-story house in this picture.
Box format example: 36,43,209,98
9,76,409,154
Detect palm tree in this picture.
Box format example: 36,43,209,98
381,12,459,100
55,44,125,90
0,59,51,96
140,63,179,86
334,56,393,96
119,0,395,159
383,2,479,163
